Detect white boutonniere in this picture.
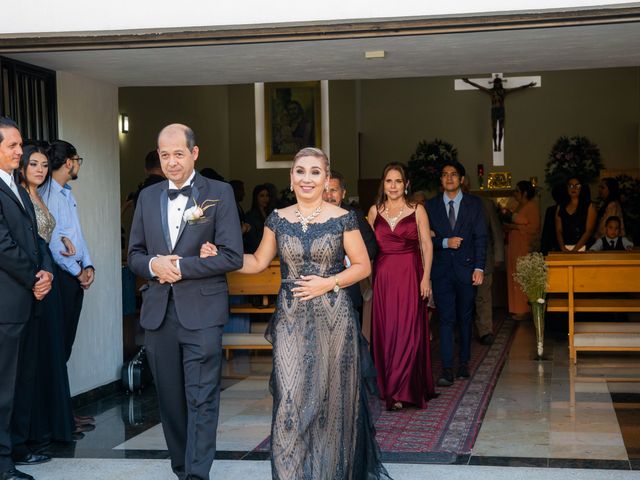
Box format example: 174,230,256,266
183,198,220,224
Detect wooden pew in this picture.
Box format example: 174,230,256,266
222,259,281,357
545,252,640,363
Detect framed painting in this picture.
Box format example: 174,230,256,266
264,81,322,162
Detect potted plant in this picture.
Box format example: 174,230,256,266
544,135,604,188
513,252,548,358
407,138,458,193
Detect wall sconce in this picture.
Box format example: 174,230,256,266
120,113,129,134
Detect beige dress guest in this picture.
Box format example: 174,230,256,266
507,201,540,315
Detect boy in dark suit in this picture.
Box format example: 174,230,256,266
426,160,487,387
589,216,633,251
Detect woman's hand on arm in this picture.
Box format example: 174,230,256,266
199,227,277,273
60,236,76,257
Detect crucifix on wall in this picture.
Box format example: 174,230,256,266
455,73,541,166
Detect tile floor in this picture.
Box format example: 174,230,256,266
31,318,640,479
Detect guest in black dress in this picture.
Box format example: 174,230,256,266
555,177,597,252
243,184,272,253
18,145,76,444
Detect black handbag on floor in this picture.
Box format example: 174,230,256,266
121,346,152,394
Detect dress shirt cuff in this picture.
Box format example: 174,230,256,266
442,238,449,249
176,258,181,274
149,257,158,278
474,268,484,272
68,263,82,277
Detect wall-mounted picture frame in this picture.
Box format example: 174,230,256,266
264,81,322,162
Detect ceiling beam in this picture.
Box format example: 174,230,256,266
1,6,640,53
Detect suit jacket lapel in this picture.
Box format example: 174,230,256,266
173,175,200,252
455,194,470,235
18,187,37,226
159,187,172,253
0,181,29,217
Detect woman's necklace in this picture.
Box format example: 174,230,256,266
295,203,323,233
384,203,404,230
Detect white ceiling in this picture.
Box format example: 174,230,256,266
6,22,640,86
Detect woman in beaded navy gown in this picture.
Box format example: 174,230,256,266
201,148,391,480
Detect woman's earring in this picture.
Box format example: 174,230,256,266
405,188,408,195
324,183,329,191
290,184,293,192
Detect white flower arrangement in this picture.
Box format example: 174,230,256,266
183,198,219,223
513,252,548,303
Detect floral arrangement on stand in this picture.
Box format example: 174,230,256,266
544,135,604,188
615,174,640,245
407,138,458,193
513,252,549,358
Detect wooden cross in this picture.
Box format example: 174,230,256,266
455,73,541,166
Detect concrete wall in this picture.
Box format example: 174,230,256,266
57,71,122,395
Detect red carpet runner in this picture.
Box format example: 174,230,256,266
253,316,517,456
374,316,517,454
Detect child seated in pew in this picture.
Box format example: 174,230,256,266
589,216,634,251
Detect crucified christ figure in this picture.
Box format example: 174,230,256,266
462,76,536,152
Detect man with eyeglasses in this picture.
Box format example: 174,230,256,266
41,140,95,364
427,160,487,387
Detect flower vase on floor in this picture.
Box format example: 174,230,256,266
531,300,546,358
513,253,548,360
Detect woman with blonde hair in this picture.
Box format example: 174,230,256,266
201,147,391,479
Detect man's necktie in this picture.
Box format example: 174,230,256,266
611,240,615,248
448,200,456,229
168,184,192,200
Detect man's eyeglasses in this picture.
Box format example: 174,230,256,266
71,156,84,165
441,172,460,179
568,183,581,190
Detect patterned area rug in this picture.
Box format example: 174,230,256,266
253,316,517,455
375,316,517,454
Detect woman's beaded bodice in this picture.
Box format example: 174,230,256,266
32,199,56,243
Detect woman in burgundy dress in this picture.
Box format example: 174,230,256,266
368,162,435,411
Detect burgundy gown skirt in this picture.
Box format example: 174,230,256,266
372,212,435,409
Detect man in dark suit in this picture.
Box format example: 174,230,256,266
426,160,487,387
128,124,243,480
324,170,378,318
0,117,53,480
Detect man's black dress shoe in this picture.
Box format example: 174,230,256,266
13,453,51,466
0,468,35,480
457,363,470,379
436,369,454,387
480,333,495,345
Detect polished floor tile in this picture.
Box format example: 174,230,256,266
35,314,640,474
